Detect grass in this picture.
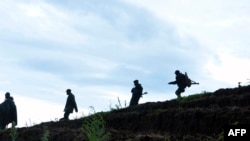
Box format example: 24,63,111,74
109,97,127,111
41,129,50,141
178,91,211,102
9,122,18,141
82,107,110,141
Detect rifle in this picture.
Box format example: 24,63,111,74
141,92,148,97
191,80,199,85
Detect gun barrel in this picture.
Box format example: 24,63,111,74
191,80,199,85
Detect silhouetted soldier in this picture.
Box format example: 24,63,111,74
0,92,17,128
129,80,143,107
8,95,17,127
168,70,187,99
238,82,242,88
60,89,78,121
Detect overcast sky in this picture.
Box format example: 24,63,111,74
1,0,250,127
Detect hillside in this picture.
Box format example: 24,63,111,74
0,85,250,141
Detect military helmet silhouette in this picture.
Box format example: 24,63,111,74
66,89,71,93
5,92,10,99
175,70,180,74
133,80,139,84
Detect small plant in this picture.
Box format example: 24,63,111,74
110,97,127,111
115,97,122,109
41,129,49,141
82,106,110,141
9,122,18,141
217,130,224,141
25,119,37,127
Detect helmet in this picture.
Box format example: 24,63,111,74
66,89,71,93
133,80,139,84
175,70,180,74
5,92,10,98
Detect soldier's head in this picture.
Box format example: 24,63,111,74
5,92,10,99
175,70,180,75
133,80,140,87
133,80,139,84
66,89,71,95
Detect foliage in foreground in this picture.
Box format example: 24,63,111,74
82,107,110,141
41,129,49,141
10,122,18,141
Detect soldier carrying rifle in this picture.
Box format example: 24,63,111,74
129,80,147,107
168,70,199,99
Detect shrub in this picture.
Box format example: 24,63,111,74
82,107,110,141
10,122,18,141
41,129,49,141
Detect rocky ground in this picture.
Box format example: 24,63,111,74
0,85,250,141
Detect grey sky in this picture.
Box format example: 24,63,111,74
0,0,249,127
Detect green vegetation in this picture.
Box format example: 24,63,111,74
217,130,224,141
82,107,110,141
110,97,127,111
41,129,50,141
9,122,18,141
25,119,37,127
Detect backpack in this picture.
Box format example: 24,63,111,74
184,72,192,87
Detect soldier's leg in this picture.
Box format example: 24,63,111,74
134,96,140,105
64,111,70,120
175,88,182,99
129,96,135,106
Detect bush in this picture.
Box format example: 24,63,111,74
82,107,110,141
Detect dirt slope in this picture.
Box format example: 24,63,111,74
0,85,250,141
